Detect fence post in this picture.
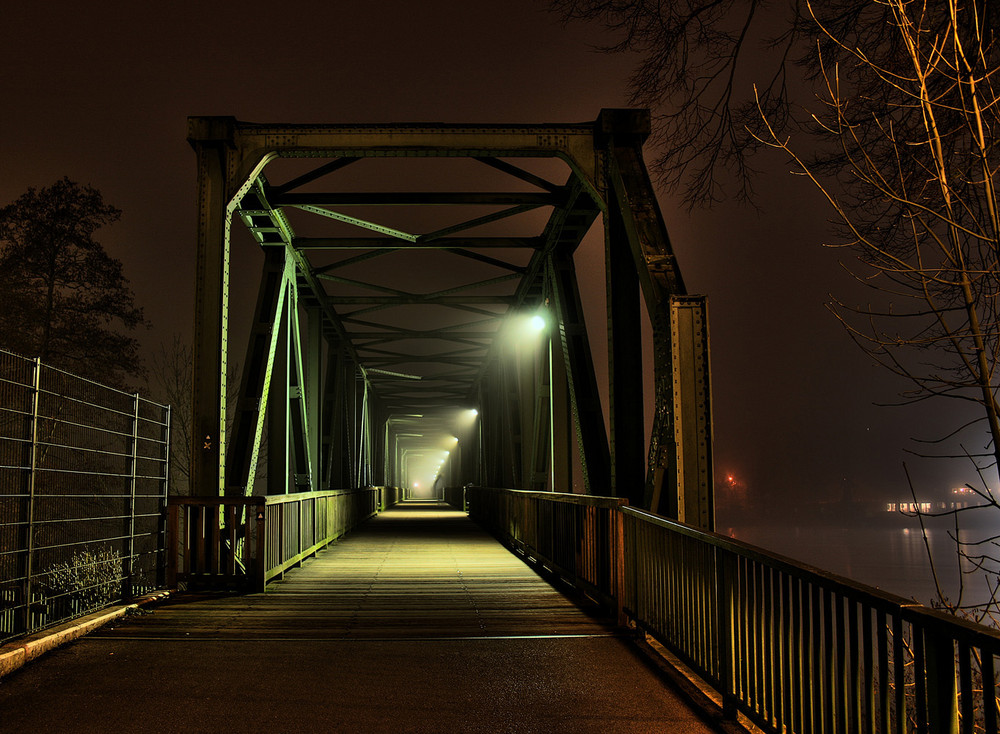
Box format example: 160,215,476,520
125,392,140,599
157,404,171,588
21,357,42,634
166,501,179,588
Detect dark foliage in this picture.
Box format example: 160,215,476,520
0,178,147,386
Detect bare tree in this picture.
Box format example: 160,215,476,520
754,0,1000,621
147,336,192,496
146,336,268,497
553,1,996,207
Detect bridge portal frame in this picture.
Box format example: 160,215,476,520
187,110,713,527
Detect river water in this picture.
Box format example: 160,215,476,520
724,520,998,609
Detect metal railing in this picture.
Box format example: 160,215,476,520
168,486,391,592
466,486,626,615
468,486,1000,734
443,484,467,511
0,350,170,642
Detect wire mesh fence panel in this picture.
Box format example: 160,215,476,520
0,349,169,642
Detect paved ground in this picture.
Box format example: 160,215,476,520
0,503,719,733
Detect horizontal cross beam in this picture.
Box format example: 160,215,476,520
292,236,541,249
271,191,563,207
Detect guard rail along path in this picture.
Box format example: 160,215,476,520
168,486,399,592
0,349,170,644
465,485,1000,734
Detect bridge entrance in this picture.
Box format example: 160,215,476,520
188,110,712,525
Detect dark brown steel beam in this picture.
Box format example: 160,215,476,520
272,191,563,207
348,331,497,340
293,236,541,250
606,191,646,507
548,249,611,495
271,158,360,195
330,295,512,305
474,157,560,193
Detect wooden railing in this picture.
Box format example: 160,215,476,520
168,487,388,592
468,487,1000,734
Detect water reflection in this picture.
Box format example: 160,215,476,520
729,520,996,607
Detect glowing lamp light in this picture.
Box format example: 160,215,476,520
529,314,546,332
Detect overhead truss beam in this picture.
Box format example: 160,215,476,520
188,110,713,530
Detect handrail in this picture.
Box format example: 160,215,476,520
467,486,626,620
468,486,1000,734
168,486,394,592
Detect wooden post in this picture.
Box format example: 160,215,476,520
254,500,267,592
166,503,179,588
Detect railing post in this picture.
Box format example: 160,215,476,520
255,501,266,592
716,547,739,721
167,502,179,588
614,506,626,627
923,623,958,734
21,357,42,634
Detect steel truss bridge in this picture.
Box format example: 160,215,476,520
1,111,993,734
189,109,712,524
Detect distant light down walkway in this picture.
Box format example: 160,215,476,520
0,503,717,734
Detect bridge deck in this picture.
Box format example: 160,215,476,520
0,504,716,733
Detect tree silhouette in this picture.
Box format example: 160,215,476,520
0,178,146,386
553,0,997,208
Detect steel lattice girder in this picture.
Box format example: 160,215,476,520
188,110,714,529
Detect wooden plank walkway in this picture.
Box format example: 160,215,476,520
0,503,718,733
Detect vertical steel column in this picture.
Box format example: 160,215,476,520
671,297,714,528
226,247,289,496
528,327,551,491
344,359,358,488
601,109,713,528
548,331,572,493
267,286,290,495
547,251,611,494
189,118,236,497
285,287,312,492
375,406,387,487
306,308,323,491
605,197,645,507
321,344,346,489
501,354,523,488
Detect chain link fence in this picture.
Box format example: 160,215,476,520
0,349,170,642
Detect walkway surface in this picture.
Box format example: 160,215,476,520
0,503,717,733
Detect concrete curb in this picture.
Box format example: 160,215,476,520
0,591,170,679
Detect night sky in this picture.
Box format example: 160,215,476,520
1,0,970,520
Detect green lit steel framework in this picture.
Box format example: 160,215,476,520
188,110,713,527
